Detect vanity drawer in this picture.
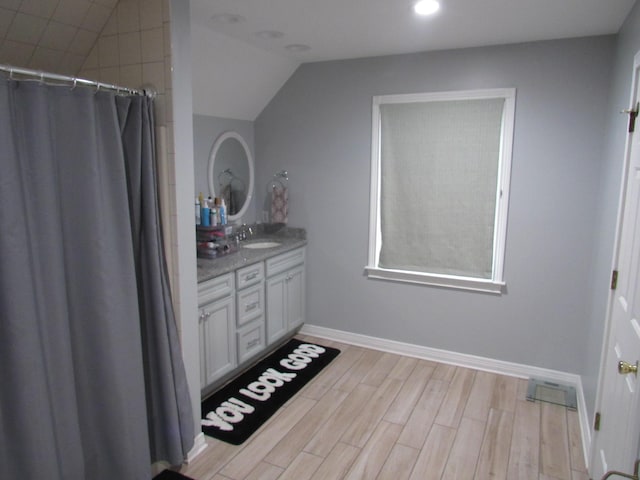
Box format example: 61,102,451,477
198,273,234,306
236,320,265,364
236,282,264,327
236,262,264,289
266,247,305,277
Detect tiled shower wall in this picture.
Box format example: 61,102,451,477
78,0,171,127
0,0,116,75
77,0,181,325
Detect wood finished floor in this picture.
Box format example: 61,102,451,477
181,335,588,480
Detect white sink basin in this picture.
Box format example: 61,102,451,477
243,241,281,249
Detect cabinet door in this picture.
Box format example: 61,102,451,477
199,295,236,389
266,272,287,344
286,264,305,330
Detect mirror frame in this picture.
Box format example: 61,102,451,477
207,131,254,223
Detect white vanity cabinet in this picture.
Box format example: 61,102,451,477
198,273,236,389
266,247,306,344
198,245,306,393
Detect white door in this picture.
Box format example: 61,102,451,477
591,52,640,480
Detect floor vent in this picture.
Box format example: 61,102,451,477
526,378,577,410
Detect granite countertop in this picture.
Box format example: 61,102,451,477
197,225,307,283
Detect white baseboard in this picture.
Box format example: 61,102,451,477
300,323,591,469
185,432,208,464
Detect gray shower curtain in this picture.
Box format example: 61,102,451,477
0,79,194,479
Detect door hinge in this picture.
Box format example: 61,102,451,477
594,411,601,431
624,102,639,132
611,270,619,290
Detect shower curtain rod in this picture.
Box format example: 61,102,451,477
0,64,153,97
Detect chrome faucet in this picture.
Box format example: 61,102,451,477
236,224,254,242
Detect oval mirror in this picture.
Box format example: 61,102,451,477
207,131,254,222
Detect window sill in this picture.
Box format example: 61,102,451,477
364,266,505,294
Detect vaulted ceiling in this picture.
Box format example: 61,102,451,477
191,0,636,63
1,0,637,121
191,0,637,120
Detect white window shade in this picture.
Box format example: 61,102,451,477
367,89,515,293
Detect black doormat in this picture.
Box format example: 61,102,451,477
153,469,194,480
201,338,340,445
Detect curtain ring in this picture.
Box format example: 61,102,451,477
39,72,44,84
9,67,14,80
70,78,77,90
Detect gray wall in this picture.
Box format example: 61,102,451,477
255,37,615,385
192,114,256,222
584,3,640,420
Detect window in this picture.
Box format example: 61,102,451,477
365,88,515,294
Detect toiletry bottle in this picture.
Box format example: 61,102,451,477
221,198,228,225
210,206,218,227
213,198,221,224
218,197,226,225
201,207,210,226
210,197,219,225
201,198,210,227
195,197,201,226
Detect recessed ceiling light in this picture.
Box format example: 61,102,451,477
285,44,311,52
413,0,440,16
255,30,284,40
210,13,246,25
